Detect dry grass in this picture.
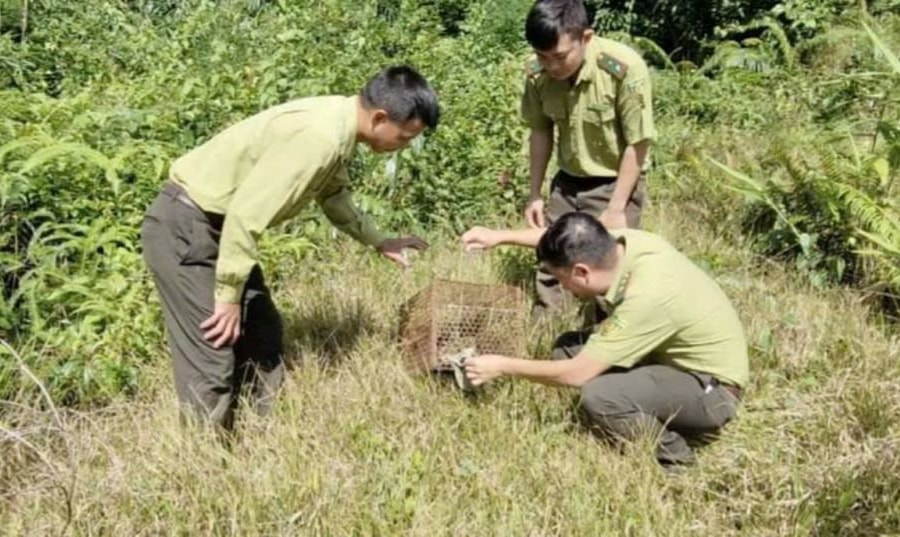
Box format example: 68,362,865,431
2,203,899,536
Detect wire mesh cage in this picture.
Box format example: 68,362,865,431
400,279,528,373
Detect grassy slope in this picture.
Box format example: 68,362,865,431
2,193,899,535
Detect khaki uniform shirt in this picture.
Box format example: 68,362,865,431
521,36,655,178
170,96,385,304
583,229,749,387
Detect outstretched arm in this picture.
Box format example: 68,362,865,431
464,351,610,387
460,226,546,251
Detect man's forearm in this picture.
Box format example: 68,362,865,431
494,228,546,248
499,355,603,387
609,140,649,210
529,128,554,198
318,186,387,247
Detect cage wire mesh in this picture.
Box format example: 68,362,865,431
400,279,527,373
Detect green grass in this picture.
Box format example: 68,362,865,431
1,3,899,534
2,200,898,536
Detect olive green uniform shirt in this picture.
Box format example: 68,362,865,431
169,96,386,304
521,36,655,178
583,229,749,387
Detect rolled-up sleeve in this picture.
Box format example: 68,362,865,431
521,77,553,132
617,60,655,146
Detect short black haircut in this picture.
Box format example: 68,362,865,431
361,65,440,130
525,0,590,51
536,213,619,269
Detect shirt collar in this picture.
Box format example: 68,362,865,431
340,96,359,160
602,234,632,307
574,36,600,86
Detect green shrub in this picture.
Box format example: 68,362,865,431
0,0,897,406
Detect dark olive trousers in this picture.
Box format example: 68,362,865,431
534,171,646,318
140,184,285,430
553,332,740,466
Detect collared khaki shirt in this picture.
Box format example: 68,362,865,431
583,229,749,387
169,96,385,304
521,36,656,178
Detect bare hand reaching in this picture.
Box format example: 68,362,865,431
377,236,430,269
460,226,501,252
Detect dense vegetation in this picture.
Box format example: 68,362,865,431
1,0,899,534
1,0,897,405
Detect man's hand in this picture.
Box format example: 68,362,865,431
464,354,509,386
460,226,501,252
524,197,546,229
599,208,628,230
377,236,429,269
201,302,242,349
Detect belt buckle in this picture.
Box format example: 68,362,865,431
175,193,196,209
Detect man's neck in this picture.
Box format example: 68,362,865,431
353,96,368,143
567,60,585,86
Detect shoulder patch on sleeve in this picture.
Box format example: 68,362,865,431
625,78,646,94
525,56,543,78
598,53,628,80
597,314,625,338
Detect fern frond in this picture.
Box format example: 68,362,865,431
718,17,796,68
701,41,783,74
838,182,900,242
20,141,121,196
0,133,54,165
605,32,677,71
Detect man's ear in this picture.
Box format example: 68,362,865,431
571,263,591,283
370,109,389,127
581,29,594,45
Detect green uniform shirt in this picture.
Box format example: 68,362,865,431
583,229,749,387
521,36,655,178
169,96,386,304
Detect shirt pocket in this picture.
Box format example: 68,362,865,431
180,218,220,267
542,99,568,123
583,99,617,126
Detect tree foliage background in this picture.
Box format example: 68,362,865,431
0,0,898,405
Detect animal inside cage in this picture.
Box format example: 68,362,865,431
400,279,527,373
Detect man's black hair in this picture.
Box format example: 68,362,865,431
536,212,619,269
361,65,440,129
525,0,590,51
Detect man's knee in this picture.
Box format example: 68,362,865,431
579,376,634,427
175,376,235,428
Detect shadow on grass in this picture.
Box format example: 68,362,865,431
282,300,378,369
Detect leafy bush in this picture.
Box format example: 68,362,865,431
1,0,898,406
705,16,899,294
0,0,531,405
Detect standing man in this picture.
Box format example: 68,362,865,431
141,66,439,430
460,215,748,468
521,0,655,317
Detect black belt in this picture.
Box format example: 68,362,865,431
553,169,648,190
554,170,617,189
162,182,225,230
